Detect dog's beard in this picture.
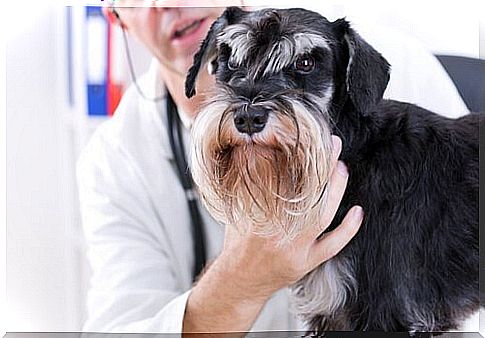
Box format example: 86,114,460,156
191,95,333,241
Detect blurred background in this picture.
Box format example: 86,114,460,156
5,0,485,332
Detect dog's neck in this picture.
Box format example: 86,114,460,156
329,94,382,163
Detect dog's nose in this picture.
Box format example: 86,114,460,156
233,108,269,135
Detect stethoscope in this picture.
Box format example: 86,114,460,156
166,92,207,282
112,8,207,282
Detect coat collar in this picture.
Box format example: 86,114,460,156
141,59,195,161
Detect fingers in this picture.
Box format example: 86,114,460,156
305,160,349,242
330,135,342,162
323,160,349,224
309,205,364,266
298,135,347,242
322,136,348,229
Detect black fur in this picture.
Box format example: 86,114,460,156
328,101,481,331
185,7,247,98
186,7,481,332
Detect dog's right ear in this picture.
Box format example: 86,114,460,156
332,18,390,114
185,7,246,98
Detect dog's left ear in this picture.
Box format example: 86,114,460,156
333,19,391,114
185,7,246,98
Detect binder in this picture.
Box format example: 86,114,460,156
86,6,108,116
107,17,124,116
84,6,125,116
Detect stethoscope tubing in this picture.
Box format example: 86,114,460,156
166,92,207,282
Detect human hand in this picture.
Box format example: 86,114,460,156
183,135,363,333
217,135,364,302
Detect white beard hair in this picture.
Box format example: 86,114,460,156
190,89,334,244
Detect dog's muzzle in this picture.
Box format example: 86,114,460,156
190,95,334,241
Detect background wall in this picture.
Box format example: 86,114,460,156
6,4,84,330
481,16,485,58
5,0,484,332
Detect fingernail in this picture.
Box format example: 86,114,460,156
352,206,364,223
331,135,342,153
337,161,348,175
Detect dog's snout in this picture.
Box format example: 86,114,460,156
234,110,268,135
233,108,269,135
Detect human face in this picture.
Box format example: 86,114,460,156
114,1,240,77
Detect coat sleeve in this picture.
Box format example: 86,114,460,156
77,125,190,333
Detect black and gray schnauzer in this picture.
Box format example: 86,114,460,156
185,7,481,332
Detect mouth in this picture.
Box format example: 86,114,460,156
170,17,207,42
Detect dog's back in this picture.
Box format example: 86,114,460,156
324,101,481,331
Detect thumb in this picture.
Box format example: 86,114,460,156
309,205,363,266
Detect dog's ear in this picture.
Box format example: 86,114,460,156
333,18,390,114
185,7,246,98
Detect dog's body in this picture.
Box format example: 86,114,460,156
294,101,480,331
185,7,481,332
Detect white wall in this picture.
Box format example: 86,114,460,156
336,0,480,58
481,16,485,58
1,6,8,335
271,0,483,59
5,2,120,332
6,4,87,331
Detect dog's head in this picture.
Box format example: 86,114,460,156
185,7,390,239
186,7,390,115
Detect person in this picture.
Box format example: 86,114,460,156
77,1,469,333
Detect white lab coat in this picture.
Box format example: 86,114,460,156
77,19,469,334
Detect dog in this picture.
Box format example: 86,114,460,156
184,7,481,333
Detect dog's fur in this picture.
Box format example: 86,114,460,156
185,7,482,332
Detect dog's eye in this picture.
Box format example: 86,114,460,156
294,55,315,73
227,58,239,71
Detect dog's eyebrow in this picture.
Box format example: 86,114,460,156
217,24,255,66
294,33,331,54
263,33,330,75
218,25,330,76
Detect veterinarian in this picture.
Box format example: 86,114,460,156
77,1,470,333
